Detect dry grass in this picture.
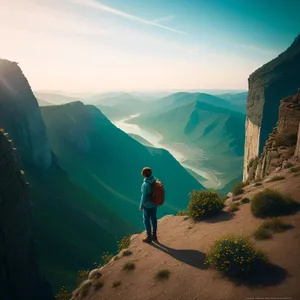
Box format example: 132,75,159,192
155,269,171,281
122,250,133,257
253,226,272,240
112,280,122,288
123,262,135,272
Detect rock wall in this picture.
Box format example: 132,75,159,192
0,59,51,169
295,123,300,158
243,34,300,181
0,130,52,300
247,89,300,180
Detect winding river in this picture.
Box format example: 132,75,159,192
113,114,221,188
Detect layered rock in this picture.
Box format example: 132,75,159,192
243,34,300,180
247,89,300,180
0,59,51,169
0,130,52,300
295,123,300,158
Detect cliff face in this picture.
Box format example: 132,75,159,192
0,60,51,169
247,89,300,180
0,130,52,300
243,35,300,180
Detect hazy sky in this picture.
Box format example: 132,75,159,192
1,0,299,92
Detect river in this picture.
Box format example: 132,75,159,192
113,114,221,188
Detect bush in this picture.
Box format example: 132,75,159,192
206,235,267,276
253,226,272,240
275,132,297,147
291,166,300,173
227,203,240,212
79,280,93,297
176,210,188,216
188,190,224,219
54,286,71,300
76,269,89,286
232,182,245,196
123,262,135,272
101,251,114,265
118,236,131,252
251,189,298,218
269,175,285,182
261,218,291,233
112,280,122,288
155,269,170,281
122,250,132,257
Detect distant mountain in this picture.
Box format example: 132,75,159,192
37,98,53,106
34,92,80,105
0,60,135,291
216,92,248,113
41,102,204,226
134,100,245,185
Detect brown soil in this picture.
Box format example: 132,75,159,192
73,164,300,300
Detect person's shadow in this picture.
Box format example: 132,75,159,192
150,241,208,270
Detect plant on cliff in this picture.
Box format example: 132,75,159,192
155,269,171,281
251,189,298,218
206,235,267,276
118,235,131,252
101,251,114,265
232,182,245,196
55,286,71,300
188,190,224,219
275,132,297,147
76,269,89,286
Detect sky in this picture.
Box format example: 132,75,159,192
1,0,299,92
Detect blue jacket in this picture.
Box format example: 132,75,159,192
139,176,157,209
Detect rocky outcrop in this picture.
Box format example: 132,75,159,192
295,123,300,158
247,89,300,180
243,34,300,180
0,59,51,169
0,130,52,300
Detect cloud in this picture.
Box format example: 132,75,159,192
68,0,187,35
152,15,175,23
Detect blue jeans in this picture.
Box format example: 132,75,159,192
143,207,157,235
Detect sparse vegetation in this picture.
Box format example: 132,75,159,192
253,226,272,240
123,262,135,272
240,198,250,204
122,250,133,257
101,251,114,265
227,203,240,212
291,166,300,173
188,190,224,219
261,218,291,233
118,236,131,252
93,280,104,291
155,269,171,281
112,280,122,288
251,189,298,218
54,286,71,300
206,235,267,276
76,269,89,286
176,210,188,216
275,132,297,147
232,182,245,196
269,175,285,182
79,280,93,297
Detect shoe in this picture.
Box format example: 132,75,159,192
152,233,158,242
142,234,152,243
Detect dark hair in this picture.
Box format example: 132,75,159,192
141,167,152,178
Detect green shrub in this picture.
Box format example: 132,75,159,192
261,218,291,233
76,269,89,286
240,198,250,204
251,189,298,218
176,210,188,216
112,280,122,288
101,251,114,265
227,203,240,212
269,175,285,182
155,269,171,281
123,262,135,272
79,280,93,297
206,235,267,276
232,182,245,196
118,236,131,252
275,132,297,147
253,226,272,240
291,166,300,173
54,286,71,300
122,250,132,257
93,280,104,291
188,190,224,219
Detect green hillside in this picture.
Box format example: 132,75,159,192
41,102,204,228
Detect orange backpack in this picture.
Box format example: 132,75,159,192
150,179,165,206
